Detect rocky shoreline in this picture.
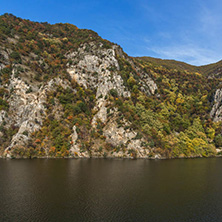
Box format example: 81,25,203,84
0,153,220,160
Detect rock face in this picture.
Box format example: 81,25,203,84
0,14,220,159
3,76,70,152
0,35,157,158
210,89,222,122
67,44,131,98
103,120,149,158
117,49,157,96
70,125,90,158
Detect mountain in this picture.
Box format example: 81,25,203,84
137,56,222,79
1,13,222,159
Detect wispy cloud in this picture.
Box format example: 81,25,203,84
93,0,221,65
197,3,222,40
144,0,222,65
149,45,220,66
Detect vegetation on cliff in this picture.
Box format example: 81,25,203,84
1,13,222,159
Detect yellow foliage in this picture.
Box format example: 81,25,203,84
195,72,202,76
206,127,215,140
176,97,184,104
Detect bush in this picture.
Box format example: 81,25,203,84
109,88,118,97
0,98,9,111
10,51,21,63
0,67,11,75
22,130,29,136
215,134,222,147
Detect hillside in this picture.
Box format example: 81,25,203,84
1,13,222,159
137,56,222,79
136,57,199,73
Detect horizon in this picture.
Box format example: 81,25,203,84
1,0,222,66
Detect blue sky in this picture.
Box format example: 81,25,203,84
1,0,222,65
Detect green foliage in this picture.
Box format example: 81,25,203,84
10,51,21,63
127,76,136,89
109,89,118,97
112,55,219,158
1,67,11,75
0,67,12,83
0,13,112,83
0,13,221,158
22,131,29,136
58,88,73,104
0,98,9,111
30,82,96,156
214,134,222,147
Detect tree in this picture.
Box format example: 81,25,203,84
214,134,222,147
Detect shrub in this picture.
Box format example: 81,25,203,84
215,134,222,147
109,88,118,97
10,51,21,63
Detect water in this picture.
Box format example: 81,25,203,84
1,158,222,221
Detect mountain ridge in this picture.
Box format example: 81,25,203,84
2,13,222,74
136,56,222,78
1,13,222,159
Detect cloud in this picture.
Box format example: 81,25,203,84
145,1,222,66
148,45,221,66
197,4,222,38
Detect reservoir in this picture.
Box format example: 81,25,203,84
1,158,222,221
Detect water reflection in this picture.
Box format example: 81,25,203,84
1,158,222,221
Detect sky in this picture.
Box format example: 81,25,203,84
1,0,222,66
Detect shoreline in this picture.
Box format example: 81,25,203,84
0,155,221,160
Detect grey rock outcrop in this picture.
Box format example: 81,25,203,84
103,120,149,158
1,39,156,158
67,43,131,99
3,76,70,153
210,89,222,121
70,125,90,158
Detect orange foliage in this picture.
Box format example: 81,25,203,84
35,139,41,143
67,115,73,120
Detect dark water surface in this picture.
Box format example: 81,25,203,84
1,158,222,222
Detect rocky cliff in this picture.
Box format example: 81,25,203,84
0,14,221,159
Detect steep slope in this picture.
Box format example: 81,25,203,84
0,14,157,158
0,13,222,159
137,57,222,123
